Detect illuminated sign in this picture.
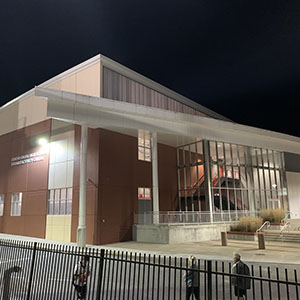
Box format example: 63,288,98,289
11,150,48,167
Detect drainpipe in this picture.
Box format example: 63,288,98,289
77,124,88,247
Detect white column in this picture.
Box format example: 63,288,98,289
77,124,88,247
203,140,214,223
152,132,160,224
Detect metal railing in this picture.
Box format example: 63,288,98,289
281,212,292,225
135,211,259,225
256,221,271,233
0,238,299,299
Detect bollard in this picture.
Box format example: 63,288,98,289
221,232,228,246
257,232,265,249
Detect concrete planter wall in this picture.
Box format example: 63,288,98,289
227,231,259,242
134,223,233,244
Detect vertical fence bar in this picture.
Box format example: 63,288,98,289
268,266,272,300
110,251,116,300
118,251,124,300
259,265,264,300
295,269,299,300
151,255,155,300
113,251,120,300
157,255,161,300
179,257,182,300
146,254,150,300
215,261,218,300
285,268,290,300
207,260,212,300
101,250,108,300
132,253,137,300
276,267,281,300
96,249,105,300
222,262,225,300
106,250,112,299
229,262,232,299
26,242,37,300
174,257,177,300
141,253,146,300
168,256,172,300
137,253,142,300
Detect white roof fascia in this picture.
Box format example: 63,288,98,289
100,55,230,121
35,87,300,154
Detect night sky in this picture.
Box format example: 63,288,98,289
1,1,300,136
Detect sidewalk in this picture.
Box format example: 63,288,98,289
105,239,300,265
1,233,300,265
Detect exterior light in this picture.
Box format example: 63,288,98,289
272,184,277,188
38,138,48,146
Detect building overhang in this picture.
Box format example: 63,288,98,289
35,87,300,154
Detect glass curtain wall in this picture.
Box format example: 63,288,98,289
177,141,204,211
209,141,288,213
177,140,288,213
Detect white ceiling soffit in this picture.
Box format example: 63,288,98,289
35,87,300,153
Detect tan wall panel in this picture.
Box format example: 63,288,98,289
46,215,71,242
49,63,100,98
0,95,47,136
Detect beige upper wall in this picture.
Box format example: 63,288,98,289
0,61,101,136
0,95,47,136
49,62,101,97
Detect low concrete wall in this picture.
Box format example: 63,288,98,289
227,232,258,241
134,223,233,244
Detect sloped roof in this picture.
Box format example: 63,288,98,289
0,54,229,121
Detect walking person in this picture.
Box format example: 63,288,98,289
184,255,200,300
73,255,90,300
231,253,251,300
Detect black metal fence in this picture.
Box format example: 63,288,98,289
0,238,299,299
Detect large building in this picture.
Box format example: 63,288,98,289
1,54,300,245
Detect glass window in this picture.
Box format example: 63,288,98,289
224,143,232,165
217,142,224,162
209,141,217,163
138,130,151,162
0,195,4,216
48,188,72,215
11,193,22,216
138,187,151,200
238,145,245,165
231,145,238,165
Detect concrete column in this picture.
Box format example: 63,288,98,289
77,124,88,247
203,140,213,222
152,132,159,224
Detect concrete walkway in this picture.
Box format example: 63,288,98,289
1,233,300,265
105,239,300,265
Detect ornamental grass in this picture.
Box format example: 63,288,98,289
259,209,285,223
230,216,263,232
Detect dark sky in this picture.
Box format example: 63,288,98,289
1,1,300,136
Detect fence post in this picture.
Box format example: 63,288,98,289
207,260,212,300
96,249,105,299
26,242,37,300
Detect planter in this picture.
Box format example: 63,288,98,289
227,231,263,242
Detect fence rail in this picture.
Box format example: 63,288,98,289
0,238,299,299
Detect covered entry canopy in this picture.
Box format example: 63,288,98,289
35,86,300,154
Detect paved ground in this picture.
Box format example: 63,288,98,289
1,234,300,299
1,233,300,265
105,239,300,265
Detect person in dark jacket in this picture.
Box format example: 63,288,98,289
231,253,251,300
184,255,200,300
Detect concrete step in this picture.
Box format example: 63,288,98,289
264,230,300,243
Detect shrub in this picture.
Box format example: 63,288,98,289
259,209,285,223
230,216,263,232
